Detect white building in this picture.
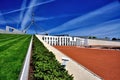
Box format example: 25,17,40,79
6,26,25,34
0,26,25,34
41,35,86,46
41,35,120,49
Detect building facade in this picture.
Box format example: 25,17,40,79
40,35,120,48
42,35,86,46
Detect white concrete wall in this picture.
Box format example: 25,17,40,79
88,39,120,47
36,35,103,80
6,26,25,34
19,36,33,80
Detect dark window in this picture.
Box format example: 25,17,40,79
9,28,14,32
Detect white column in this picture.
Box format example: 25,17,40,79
59,37,61,46
52,37,53,46
50,37,52,45
65,37,66,46
61,38,63,46
61,38,62,46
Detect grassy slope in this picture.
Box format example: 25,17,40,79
0,34,31,80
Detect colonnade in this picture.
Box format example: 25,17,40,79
42,35,87,46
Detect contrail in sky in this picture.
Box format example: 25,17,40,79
63,19,120,37
20,0,38,30
0,11,6,25
47,1,120,34
0,0,55,16
17,0,27,29
34,14,81,21
21,0,55,30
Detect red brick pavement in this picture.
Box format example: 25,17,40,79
54,46,120,80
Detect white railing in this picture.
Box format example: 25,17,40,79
19,36,33,80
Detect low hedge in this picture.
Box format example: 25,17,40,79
31,36,73,80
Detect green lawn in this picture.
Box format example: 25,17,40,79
0,34,31,80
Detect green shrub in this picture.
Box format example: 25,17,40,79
32,36,73,80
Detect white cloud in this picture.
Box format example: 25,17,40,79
0,0,55,16
17,0,27,28
63,19,120,37
20,0,37,30
0,11,6,25
0,12,20,25
47,1,120,34
20,0,55,30
35,14,80,21
0,16,20,24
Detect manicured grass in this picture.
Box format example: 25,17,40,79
0,34,32,80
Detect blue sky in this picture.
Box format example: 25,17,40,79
0,0,120,38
